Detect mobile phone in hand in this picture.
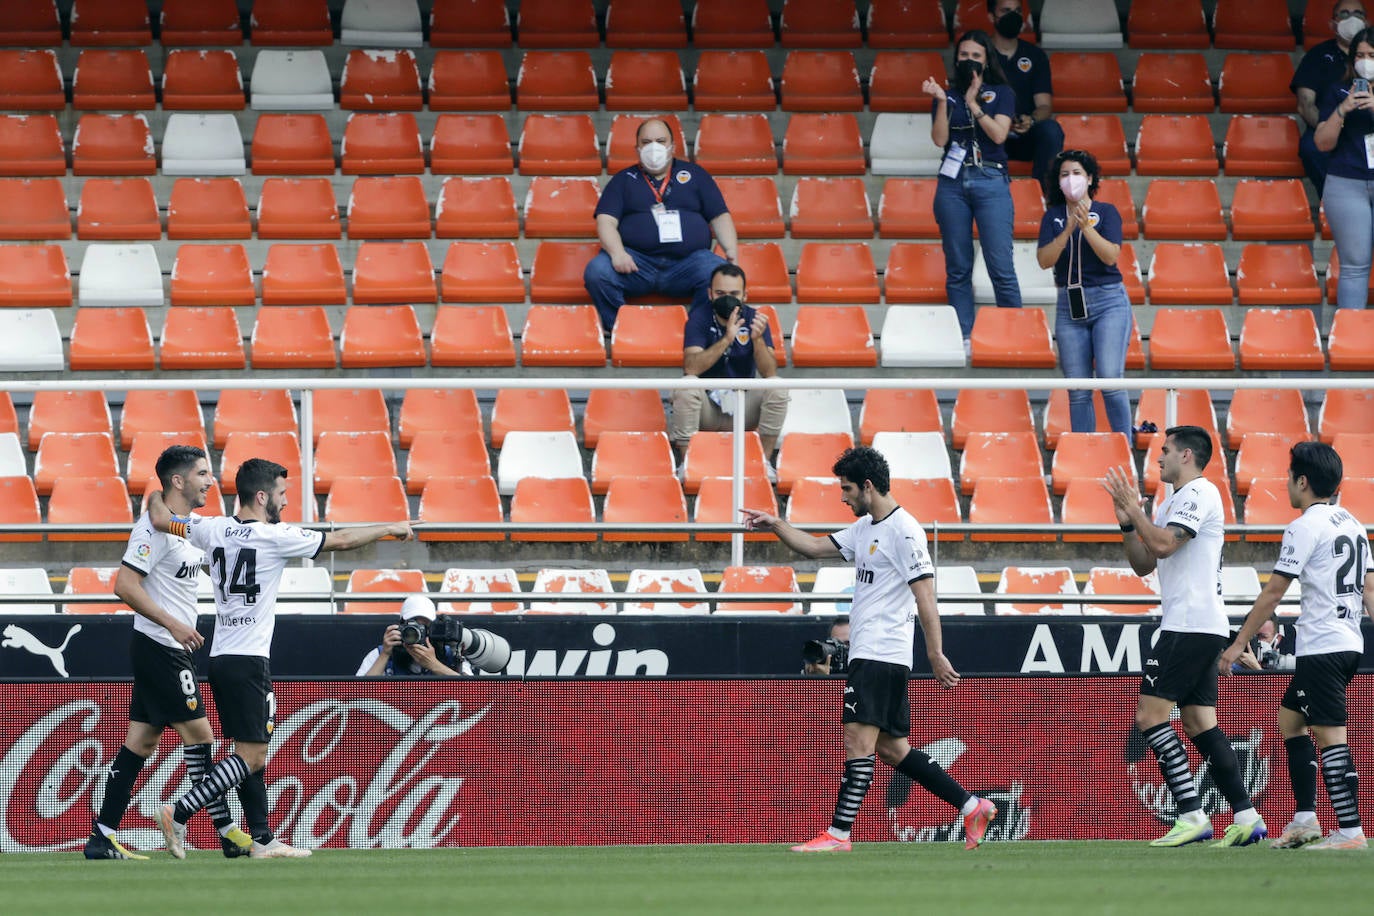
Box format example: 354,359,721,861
1354,77,1370,95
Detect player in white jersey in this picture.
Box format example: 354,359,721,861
742,446,997,853
148,457,414,859
1220,441,1374,850
83,445,254,861
1105,425,1266,848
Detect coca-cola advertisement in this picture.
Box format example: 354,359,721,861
1,677,1369,852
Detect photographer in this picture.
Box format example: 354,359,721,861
1232,619,1295,673
357,595,471,677
802,616,850,675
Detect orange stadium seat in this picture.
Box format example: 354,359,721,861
1060,479,1124,543
1224,116,1302,177
439,241,524,303
340,49,422,112
791,306,876,367
1096,180,1139,239
523,177,599,239
251,114,335,175
0,477,41,543
1127,0,1209,49
529,241,601,303
1082,567,1159,612
430,115,513,175
417,477,504,544
610,305,688,368
782,114,866,176
695,114,778,175
877,179,939,238
692,0,775,48
1051,432,1133,495
35,432,119,496
511,477,597,543
1060,116,1131,175
435,178,519,239
1318,389,1374,443
1219,53,1295,114
159,306,246,370
249,0,332,45
0,179,69,240
160,0,242,44
695,477,778,543
1213,0,1294,50
0,115,65,177
126,431,211,495
429,0,512,47
325,476,408,525
260,244,346,305
431,305,517,366
72,114,156,176
520,305,606,368
490,388,574,449
28,390,111,450
1337,477,1374,519
343,568,428,614
516,51,598,111
517,114,602,177
796,244,879,303
70,0,150,46
1237,246,1321,307
716,565,801,612
682,431,769,496
347,176,431,240
718,177,784,238
1135,115,1217,175
583,389,667,448
969,477,1055,543
0,50,64,111
1009,179,1046,239
69,307,154,371
606,51,687,111
604,113,686,173
1244,477,1301,540
0,245,71,308
212,392,295,451
867,0,949,48
951,389,1033,451
1229,179,1313,240
341,113,424,175
694,51,776,111
1148,308,1235,370
883,243,946,303
167,178,250,240
1328,311,1374,371
0,393,18,437
592,431,676,494
428,51,509,111
340,304,426,369
969,308,1056,368
781,0,861,47
48,477,132,543
732,243,792,303
1324,250,1374,302
73,50,154,111
606,0,687,47
952,0,1031,35
257,178,341,240
790,177,872,239
603,476,690,543
1302,0,1338,48
780,51,862,112
311,391,388,447
0,3,60,43
515,0,598,48
76,178,159,241
869,51,945,112
859,389,942,445
785,477,853,527
775,432,854,496
1053,53,1127,113
1227,389,1311,451
1119,245,1147,305
888,478,962,540
313,431,397,494
351,241,436,305
63,566,132,612
120,389,204,451
1235,433,1301,496
1134,389,1217,448
1146,243,1233,305
959,431,1042,496
169,244,254,306
1131,53,1213,114
250,306,336,370
398,389,482,449
1141,180,1225,240
406,429,490,495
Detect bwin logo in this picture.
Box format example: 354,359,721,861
174,562,199,579
503,623,669,677
856,568,875,585
2,623,82,678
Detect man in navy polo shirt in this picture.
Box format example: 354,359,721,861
987,0,1064,180
584,118,738,330
1293,0,1367,193
669,264,788,466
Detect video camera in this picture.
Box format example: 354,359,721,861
398,616,512,673
802,637,849,672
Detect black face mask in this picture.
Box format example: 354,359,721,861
712,294,742,321
995,10,1023,39
954,58,985,92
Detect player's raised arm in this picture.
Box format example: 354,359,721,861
321,520,416,552
740,508,842,559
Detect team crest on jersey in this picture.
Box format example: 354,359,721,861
869,541,879,555
1087,211,1101,228
185,698,198,711
135,543,151,559
979,89,996,105
735,327,750,345
1183,501,1198,512
266,721,274,734
1017,57,1031,73
675,169,692,184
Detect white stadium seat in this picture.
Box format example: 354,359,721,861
1039,0,1124,48
276,566,334,613
880,305,966,368
161,113,246,176
777,388,853,442
974,241,1058,305
496,430,584,496
937,565,985,615
438,567,525,614
341,0,425,47
869,113,942,176
623,568,709,614
78,244,163,307
250,50,335,110
530,568,616,613
0,568,56,614
809,565,856,615
869,431,952,480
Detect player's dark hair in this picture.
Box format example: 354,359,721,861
953,31,1007,85
635,118,675,146
1165,425,1213,471
833,446,891,495
1290,440,1344,498
709,263,747,289
1044,149,1102,205
155,444,207,489
236,458,288,505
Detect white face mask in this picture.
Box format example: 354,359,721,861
1059,173,1089,202
639,141,670,173
1356,58,1374,80
1339,15,1366,42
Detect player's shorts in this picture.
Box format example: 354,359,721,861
1281,651,1361,727
843,658,911,737
208,654,275,743
1140,630,1228,708
128,631,206,728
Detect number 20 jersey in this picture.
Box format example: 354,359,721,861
1274,503,1369,656
182,516,325,658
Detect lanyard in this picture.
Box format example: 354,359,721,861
642,171,670,204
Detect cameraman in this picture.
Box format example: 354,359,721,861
357,595,470,677
1232,618,1295,673
803,616,850,675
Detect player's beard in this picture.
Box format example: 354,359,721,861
265,496,283,524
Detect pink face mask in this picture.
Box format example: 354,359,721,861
1059,173,1089,202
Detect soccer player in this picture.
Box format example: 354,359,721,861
1218,441,1373,849
148,458,415,859
742,446,998,853
1104,425,1267,847
83,445,254,861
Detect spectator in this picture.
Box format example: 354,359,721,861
924,30,1023,349
584,118,738,330
1036,149,1132,436
1294,0,1367,194
1315,28,1374,309
357,595,470,677
668,264,789,466
1232,619,1296,673
987,0,1065,180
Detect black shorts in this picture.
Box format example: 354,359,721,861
208,655,275,743
1141,631,1227,708
843,658,911,737
1281,651,1361,727
128,631,206,729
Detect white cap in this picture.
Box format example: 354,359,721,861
399,594,436,621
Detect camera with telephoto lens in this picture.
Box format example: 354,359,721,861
802,637,849,671
399,617,512,673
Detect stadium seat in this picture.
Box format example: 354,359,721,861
876,180,938,238
160,0,241,44
780,0,861,47
692,0,775,47
603,113,686,173
859,390,941,446
340,0,423,46
427,0,509,47
1244,477,1301,540
251,114,335,175
1146,244,1233,305
522,177,599,239
250,307,336,370
340,304,426,368
995,566,1080,615
716,565,801,614
933,565,984,615
785,477,852,528
268,567,333,613
1148,308,1234,370
1039,0,1123,48
169,244,254,307
430,114,514,175
159,306,246,370
439,241,524,303
211,391,296,450
0,396,14,439
257,178,341,240
606,51,687,111
972,241,1058,304
693,51,775,111
1127,0,1209,49
0,2,60,44
436,566,523,611
1050,432,1133,496
126,431,211,495
789,178,872,239
1060,478,1124,543
592,431,676,495
795,243,879,303
1134,389,1218,448
340,49,422,111
1229,180,1314,240
120,390,203,451
776,389,852,445
879,305,964,367
528,568,617,614
583,389,667,449
515,50,598,111
313,431,397,494
261,244,346,305
76,178,159,241
0,310,62,371
341,112,425,175
884,478,961,540
695,114,777,175
882,245,948,304
0,566,55,612
0,50,63,111
716,177,784,239
681,431,770,497
622,568,708,613
435,178,518,239
869,52,946,113
1141,180,1225,240
72,114,155,176
28,390,111,452
1218,53,1295,114
406,430,490,496
1318,389,1374,443
0,179,69,240
1226,389,1311,450
1224,116,1302,177
70,0,150,45
1008,179,1046,239
606,0,686,47
249,50,333,110
1053,53,1127,113
959,431,1042,496
398,388,482,449
1143,435,1232,509
35,432,119,496
780,51,862,112
515,0,598,47
418,477,504,543
730,243,792,304
520,305,605,368
529,241,601,304
77,244,161,308
431,304,517,367
166,178,250,240
490,389,574,449
1328,311,1374,371
0,477,41,543
249,0,333,45
1094,180,1138,239
351,241,436,304
969,307,1056,368
1338,477,1374,520
870,431,951,482
1237,247,1322,309
1131,53,1213,114
1213,0,1293,50
73,49,153,111
1118,244,1147,305
695,476,778,544
1234,432,1301,496
68,307,154,370
325,475,408,526
427,51,509,111
48,477,132,543
969,476,1055,543
610,305,687,368
1083,567,1160,614
782,114,866,175
312,389,389,442
511,477,596,543
865,0,947,47
775,432,853,496
347,176,431,240
950,389,1033,451
63,566,132,613
343,568,428,615
1135,115,1218,175
0,114,65,177
517,114,601,177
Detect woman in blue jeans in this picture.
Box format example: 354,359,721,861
923,30,1022,343
1316,28,1374,309
1036,149,1132,435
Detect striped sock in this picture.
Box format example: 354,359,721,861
829,755,876,838
183,743,234,831
1144,723,1201,814
1321,744,1361,829
174,753,249,825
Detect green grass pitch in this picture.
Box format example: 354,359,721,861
5,842,1372,915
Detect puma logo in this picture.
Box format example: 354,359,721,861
2,623,82,678
1144,675,1157,686
844,703,858,713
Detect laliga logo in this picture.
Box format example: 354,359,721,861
1,623,82,678
1127,727,1269,823
885,737,1031,843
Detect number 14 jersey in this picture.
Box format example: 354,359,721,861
1274,503,1369,656
182,516,325,658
